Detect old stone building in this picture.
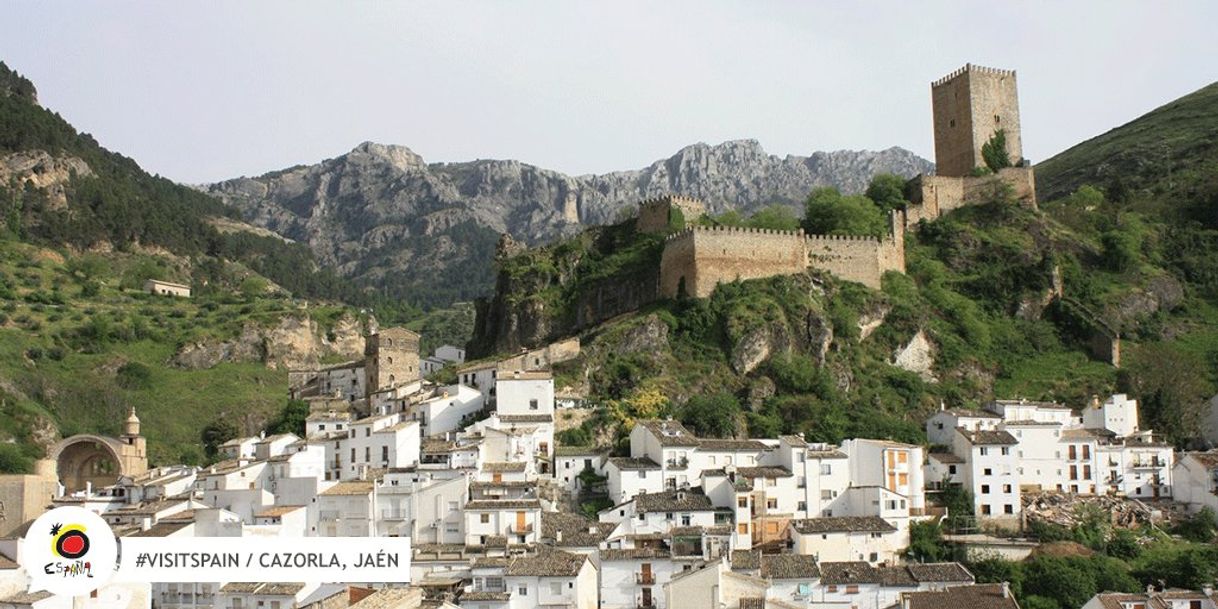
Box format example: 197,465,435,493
50,407,148,494
637,195,707,235
908,63,1037,212
931,63,1023,177
365,326,421,393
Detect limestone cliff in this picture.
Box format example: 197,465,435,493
171,312,366,370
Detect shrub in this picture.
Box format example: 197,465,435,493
116,361,154,390
982,129,1012,172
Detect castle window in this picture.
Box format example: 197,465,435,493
995,115,1001,124
387,357,393,365
949,119,956,128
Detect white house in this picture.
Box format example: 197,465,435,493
553,447,608,494
407,384,484,437
605,457,663,504
789,516,903,564
502,547,598,609
599,548,674,609
463,499,543,546
1173,451,1218,514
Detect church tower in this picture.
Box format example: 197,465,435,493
931,64,1024,177
118,407,148,476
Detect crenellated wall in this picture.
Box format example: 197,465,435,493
907,165,1037,222
660,225,809,298
658,211,906,296
637,195,707,234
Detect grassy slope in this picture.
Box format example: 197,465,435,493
0,239,360,468
1037,81,1218,201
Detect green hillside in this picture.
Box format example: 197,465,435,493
490,78,1218,453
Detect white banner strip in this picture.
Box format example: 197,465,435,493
114,537,411,583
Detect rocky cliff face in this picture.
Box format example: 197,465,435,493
206,140,931,307
171,312,366,370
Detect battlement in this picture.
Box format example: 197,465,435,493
932,63,1017,88
665,224,806,243
637,195,709,234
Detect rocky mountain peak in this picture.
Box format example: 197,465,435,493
345,141,426,172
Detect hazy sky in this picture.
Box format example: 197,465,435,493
3,1,1216,184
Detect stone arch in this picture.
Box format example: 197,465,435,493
50,435,125,494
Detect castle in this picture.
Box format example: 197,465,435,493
644,63,1037,294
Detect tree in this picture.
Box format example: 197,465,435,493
268,399,309,436
906,521,951,562
1022,556,1097,609
1119,344,1213,446
982,129,1012,172
1173,507,1218,543
681,392,741,438
746,205,800,231
802,187,886,237
865,173,908,213
201,417,240,461
0,443,33,474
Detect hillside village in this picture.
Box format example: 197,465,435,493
2,62,1218,609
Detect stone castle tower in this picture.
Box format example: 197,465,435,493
365,327,421,393
931,64,1023,177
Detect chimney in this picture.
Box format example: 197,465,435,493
555,530,563,543
1002,581,1010,598
1092,395,1101,409
347,586,374,605
1146,584,1155,595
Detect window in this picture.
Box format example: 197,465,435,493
797,501,807,512
1004,504,1014,514
846,585,859,594
365,447,370,462
981,504,992,515
820,463,832,475
827,585,838,593
1001,447,1010,456
738,497,748,508
766,498,777,510
797,583,811,595
1003,484,1012,493
666,512,674,521
980,447,989,456
549,582,562,595
365,428,370,437
948,465,957,475
981,485,990,494
737,523,748,534
529,399,539,410
517,586,528,596
983,468,992,476
350,448,356,462
319,424,325,431
681,514,691,526
381,446,389,462
766,522,779,534
480,513,489,523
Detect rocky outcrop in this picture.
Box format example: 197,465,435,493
207,140,932,306
0,151,92,210
171,313,365,370
892,330,937,383
613,315,670,357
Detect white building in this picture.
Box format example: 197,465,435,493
599,548,674,609
407,384,485,438
1173,451,1218,514
553,447,608,494
463,499,543,546
789,516,904,564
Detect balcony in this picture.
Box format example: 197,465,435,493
636,573,655,585
318,510,340,522
508,522,534,535
1132,458,1166,469
666,457,689,471
380,509,408,520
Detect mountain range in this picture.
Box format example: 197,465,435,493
205,140,932,306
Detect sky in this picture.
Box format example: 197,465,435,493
3,1,1217,184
